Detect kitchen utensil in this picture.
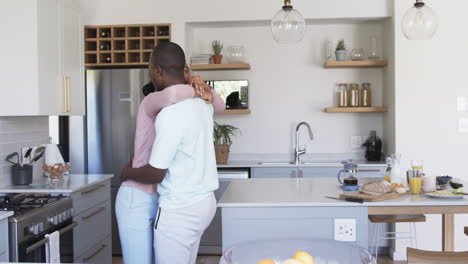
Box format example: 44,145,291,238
324,196,364,203
24,147,33,161
340,191,410,202
30,151,44,165
6,152,20,166
29,146,46,165
337,161,359,191
11,164,33,185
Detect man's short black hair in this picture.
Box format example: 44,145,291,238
142,82,155,96
150,42,186,80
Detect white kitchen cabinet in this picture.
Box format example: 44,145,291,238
0,0,84,116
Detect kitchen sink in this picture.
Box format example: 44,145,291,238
257,162,294,165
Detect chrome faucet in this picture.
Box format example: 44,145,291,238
294,122,314,165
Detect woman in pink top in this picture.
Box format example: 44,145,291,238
115,70,225,264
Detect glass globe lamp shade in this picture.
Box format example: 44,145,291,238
402,1,438,40
271,1,305,44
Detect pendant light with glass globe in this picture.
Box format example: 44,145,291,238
271,0,305,44
402,0,438,40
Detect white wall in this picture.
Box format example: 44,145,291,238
392,0,468,257
190,21,387,157
78,0,392,159
0,117,49,186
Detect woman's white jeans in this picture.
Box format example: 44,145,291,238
115,186,158,264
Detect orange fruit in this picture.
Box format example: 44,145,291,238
257,259,276,264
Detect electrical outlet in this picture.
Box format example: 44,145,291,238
350,136,363,149
334,219,356,242
459,118,468,133
21,145,37,165
457,96,467,112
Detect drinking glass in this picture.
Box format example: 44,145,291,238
411,160,424,171
351,48,365,61
409,177,423,194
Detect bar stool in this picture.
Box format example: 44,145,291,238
369,214,426,259
407,247,468,263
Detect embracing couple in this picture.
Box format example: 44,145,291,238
115,42,226,264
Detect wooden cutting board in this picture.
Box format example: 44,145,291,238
340,191,410,202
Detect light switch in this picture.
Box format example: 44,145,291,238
457,96,467,112
458,118,468,133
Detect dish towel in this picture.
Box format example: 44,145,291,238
45,231,61,263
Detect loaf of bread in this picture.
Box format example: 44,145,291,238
362,181,393,194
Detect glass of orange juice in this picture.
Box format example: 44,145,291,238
409,177,423,194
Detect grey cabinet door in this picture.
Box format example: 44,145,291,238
74,236,111,264
0,219,8,259
299,167,341,178
251,167,297,178
74,200,111,258
72,180,110,216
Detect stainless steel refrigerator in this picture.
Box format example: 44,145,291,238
86,68,149,255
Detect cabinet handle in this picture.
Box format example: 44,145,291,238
80,184,105,195
66,76,71,112
81,207,105,220
82,244,107,261
62,76,67,112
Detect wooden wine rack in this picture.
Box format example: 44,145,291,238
84,24,171,67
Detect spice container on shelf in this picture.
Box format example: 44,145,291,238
337,83,348,107
349,83,359,107
360,83,372,107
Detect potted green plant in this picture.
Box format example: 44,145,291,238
335,39,347,61
213,122,240,164
212,40,223,64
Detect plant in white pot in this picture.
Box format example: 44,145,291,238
335,39,347,61
213,122,240,164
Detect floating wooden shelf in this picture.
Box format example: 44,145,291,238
217,109,251,115
324,60,388,69
324,107,388,113
84,24,171,67
190,63,251,71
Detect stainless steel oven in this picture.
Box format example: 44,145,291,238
17,219,75,262
5,195,75,263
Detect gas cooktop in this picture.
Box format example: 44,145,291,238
0,193,65,217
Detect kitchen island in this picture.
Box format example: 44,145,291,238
218,177,468,252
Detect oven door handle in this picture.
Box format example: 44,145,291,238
25,222,78,254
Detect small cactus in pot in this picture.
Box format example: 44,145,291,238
335,39,347,61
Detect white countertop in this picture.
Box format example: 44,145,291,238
0,174,114,194
217,160,387,168
0,211,13,221
218,177,468,207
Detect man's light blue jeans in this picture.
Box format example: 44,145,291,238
115,186,159,264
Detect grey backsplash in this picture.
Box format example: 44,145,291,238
0,117,49,186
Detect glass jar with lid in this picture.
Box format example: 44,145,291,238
349,83,359,107
337,84,348,107
360,83,372,107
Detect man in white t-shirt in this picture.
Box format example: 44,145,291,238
121,42,219,264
